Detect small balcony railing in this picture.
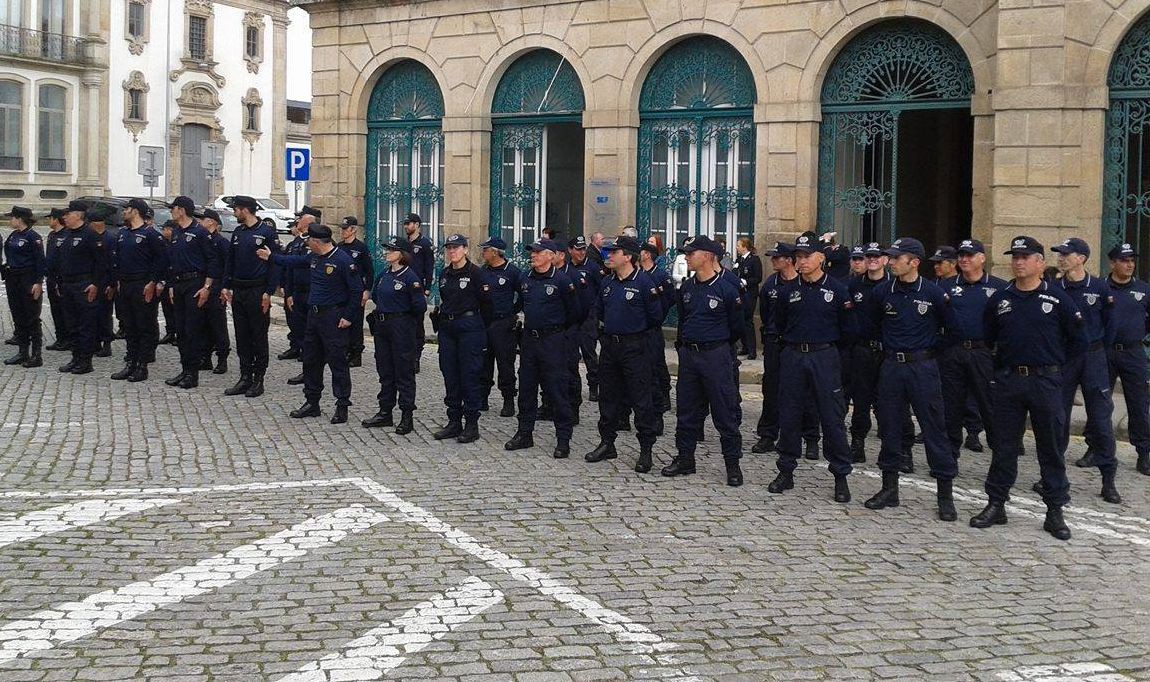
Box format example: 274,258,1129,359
0,24,92,65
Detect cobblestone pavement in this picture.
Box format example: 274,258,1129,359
1,319,1149,681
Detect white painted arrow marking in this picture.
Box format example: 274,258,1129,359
0,498,180,548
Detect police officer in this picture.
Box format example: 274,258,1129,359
88,204,117,358
505,240,581,458
479,236,522,417
157,219,178,346
766,233,854,500
44,208,72,352
198,209,231,375
929,246,959,280
277,218,308,361
404,213,434,372
433,234,491,443
1104,243,1150,477
221,195,280,398
846,242,895,462
569,235,602,403
864,237,958,522
735,238,763,360
664,235,744,486
339,216,373,368
110,198,166,382
753,242,820,456
586,236,663,472
938,239,1006,459
281,207,321,373
163,196,219,390
640,242,674,413
970,236,1084,541
55,200,108,375
1049,237,1120,503
361,236,425,435
553,244,590,422
2,206,45,368
847,245,867,280
261,223,362,424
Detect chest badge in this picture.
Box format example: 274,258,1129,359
824,291,834,303
184,234,195,242
1084,293,1098,306
625,291,635,300
72,237,82,246
135,235,143,244
709,298,719,309
459,278,469,289
917,303,929,315
413,245,421,253
325,264,335,275
1042,302,1053,314
498,277,507,285
393,280,403,290
254,236,264,246
545,284,555,296
1134,291,1146,302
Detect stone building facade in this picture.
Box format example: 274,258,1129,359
294,0,1150,275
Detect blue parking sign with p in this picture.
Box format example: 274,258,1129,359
286,148,310,182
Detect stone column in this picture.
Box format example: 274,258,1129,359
79,71,104,192
441,115,490,244
762,100,820,250
582,107,639,238
269,12,290,205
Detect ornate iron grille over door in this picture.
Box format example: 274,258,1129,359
489,50,585,250
637,37,756,253
1104,13,1150,273
365,60,445,272
817,20,974,246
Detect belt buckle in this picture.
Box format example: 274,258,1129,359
799,342,810,353
1116,343,1126,351
1018,366,1030,377
962,340,973,350
896,352,907,363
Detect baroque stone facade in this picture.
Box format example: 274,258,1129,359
294,0,1150,271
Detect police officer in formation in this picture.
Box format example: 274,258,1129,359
569,236,602,403
639,241,674,413
432,234,490,443
198,209,231,375
479,237,522,417
54,200,108,375
44,208,71,352
1104,243,1150,477
89,204,117,358
339,216,374,368
2,206,45,368
361,235,425,436
504,239,581,458
222,196,281,398
109,198,166,382
279,206,321,376
260,223,362,424
404,213,434,372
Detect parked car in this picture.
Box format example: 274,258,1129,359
74,196,172,227
211,196,294,234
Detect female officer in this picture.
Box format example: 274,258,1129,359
735,237,762,360
432,234,491,443
361,236,426,436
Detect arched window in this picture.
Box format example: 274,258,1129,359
637,37,756,253
1104,12,1150,271
365,60,445,255
489,49,586,249
0,81,22,171
38,83,66,172
817,20,975,247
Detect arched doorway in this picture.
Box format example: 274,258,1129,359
489,49,586,248
817,20,975,249
637,36,756,252
1104,13,1150,272
364,60,445,265
180,123,212,204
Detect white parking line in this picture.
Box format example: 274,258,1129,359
278,576,502,681
0,478,360,500
0,498,179,548
996,661,1134,680
0,504,389,664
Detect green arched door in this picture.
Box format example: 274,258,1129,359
817,20,975,248
1104,13,1150,272
637,37,756,253
489,50,586,255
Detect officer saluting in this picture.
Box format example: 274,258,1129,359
3,206,45,368
504,239,581,458
970,236,1084,540
361,235,426,435
863,237,958,522
260,223,362,423
1105,243,1150,476
664,235,745,486
766,233,854,500
586,236,663,472
1049,237,1120,504
479,237,522,417
221,195,281,398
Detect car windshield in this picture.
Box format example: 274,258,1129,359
257,198,286,210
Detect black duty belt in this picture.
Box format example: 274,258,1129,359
1113,342,1145,351
441,310,477,321
763,333,780,342
886,349,937,363
1006,364,1060,377
684,339,730,352
4,267,33,277
231,278,267,290
603,331,645,343
525,325,565,339
858,340,883,352
958,340,987,350
379,311,413,321
1088,341,1104,352
788,342,834,353
118,273,152,282
310,303,344,312
171,271,204,282
60,274,94,283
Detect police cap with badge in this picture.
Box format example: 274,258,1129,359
607,235,642,255
1051,237,1090,259
1109,242,1138,260
882,237,927,259
679,234,723,256
929,246,958,262
296,205,322,221
480,236,507,252
229,195,260,212
957,239,985,255
1004,235,1044,256
382,234,413,253
4,205,35,225
125,198,152,218
849,244,866,260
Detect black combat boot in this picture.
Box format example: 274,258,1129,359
1101,472,1122,504
834,475,851,503
58,354,79,373
504,431,533,451
225,372,252,396
500,394,516,418
110,362,134,380
433,421,462,440
290,401,321,418
277,346,300,360
22,338,42,368
457,419,480,444
127,362,148,382
362,409,393,428
804,439,819,460
95,341,112,358
937,479,957,522
4,345,28,366
177,370,199,389
165,369,188,386
331,406,348,424
969,500,1007,528
347,351,362,368
1043,507,1071,541
287,372,305,385
553,439,570,459
584,441,618,463
213,353,228,375
725,459,743,487
245,374,265,398
395,410,414,435
849,436,866,463
751,436,775,454
864,471,900,510
660,455,696,477
767,471,794,494
634,445,652,473
70,356,94,375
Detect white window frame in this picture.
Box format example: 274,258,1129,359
0,79,24,172
499,129,547,246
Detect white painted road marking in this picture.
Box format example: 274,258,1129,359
996,661,1134,680
0,504,389,664
0,498,180,548
0,478,360,500
279,576,502,681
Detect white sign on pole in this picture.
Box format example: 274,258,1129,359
200,142,225,171
137,146,165,176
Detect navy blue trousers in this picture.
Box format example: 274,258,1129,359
117,279,159,364
757,338,820,443
1109,345,1150,458
776,346,852,475
1060,348,1117,476
675,344,742,461
940,345,996,452
518,332,574,441
876,358,957,480
302,305,351,407
985,370,1070,507
60,282,99,357
438,315,486,423
373,314,418,412
171,278,207,371
597,334,658,447
481,316,518,399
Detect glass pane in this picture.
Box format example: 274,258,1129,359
1,0,21,26
189,16,206,61
41,0,63,33
246,27,258,57
39,84,64,110
129,90,141,120
1,107,21,160
0,82,19,105
128,3,144,37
